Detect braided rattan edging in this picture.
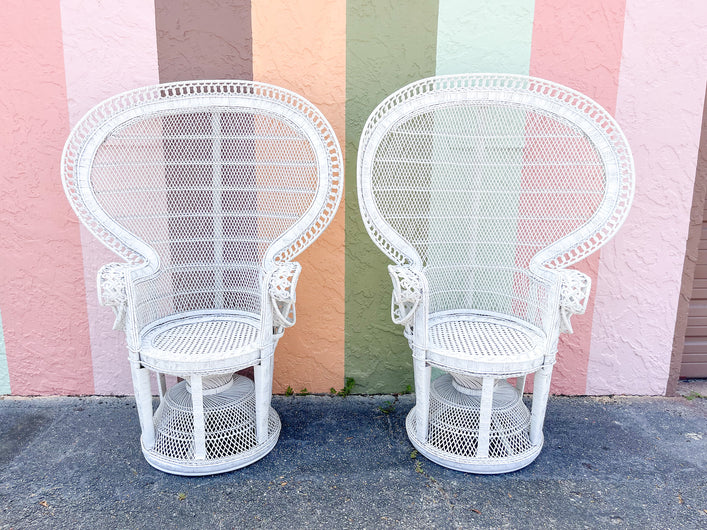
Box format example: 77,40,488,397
62,80,343,267
357,73,634,270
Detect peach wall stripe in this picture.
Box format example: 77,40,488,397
0,2,93,394
60,0,160,395
529,0,626,394
252,0,346,393
587,0,707,394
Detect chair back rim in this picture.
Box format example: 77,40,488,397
62,79,343,273
357,73,635,271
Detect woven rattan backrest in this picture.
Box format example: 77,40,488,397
63,81,342,318
358,74,634,315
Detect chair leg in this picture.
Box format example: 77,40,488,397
476,376,495,458
516,374,527,392
190,375,206,460
157,373,167,399
254,354,274,444
413,355,431,442
130,362,155,450
530,365,553,445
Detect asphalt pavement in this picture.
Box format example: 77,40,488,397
1,382,705,529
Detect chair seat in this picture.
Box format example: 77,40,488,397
140,314,264,375
422,313,546,375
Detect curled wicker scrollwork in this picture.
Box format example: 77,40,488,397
388,265,425,326
558,269,592,334
97,262,131,331
269,262,302,329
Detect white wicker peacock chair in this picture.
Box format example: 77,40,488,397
357,74,634,473
62,81,342,475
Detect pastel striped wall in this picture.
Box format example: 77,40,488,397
587,0,707,394
60,0,161,395
0,311,9,395
0,1,705,396
345,0,439,393
436,0,534,76
529,0,626,394
1,1,92,395
251,0,346,393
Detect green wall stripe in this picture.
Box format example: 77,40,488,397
345,0,439,393
0,310,10,395
436,0,535,75
434,1,535,383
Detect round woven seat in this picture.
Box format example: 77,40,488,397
424,314,546,375
140,315,262,375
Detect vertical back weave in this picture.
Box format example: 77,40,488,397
63,81,342,328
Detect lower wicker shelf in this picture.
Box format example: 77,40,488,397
406,374,542,474
142,374,280,475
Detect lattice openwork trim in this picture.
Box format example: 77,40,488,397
97,262,132,330
269,261,302,328
388,265,425,326
558,269,591,334
62,80,343,268
409,375,532,460
150,374,280,464
358,74,634,272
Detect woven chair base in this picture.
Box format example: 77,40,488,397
406,374,542,474
142,374,280,476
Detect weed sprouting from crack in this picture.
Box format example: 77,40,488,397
337,377,356,397
378,400,395,414
410,450,456,512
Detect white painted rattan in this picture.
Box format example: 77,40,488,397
62,80,342,475
407,375,539,473
558,269,592,334
357,74,634,473
269,261,302,330
147,374,281,475
97,262,131,330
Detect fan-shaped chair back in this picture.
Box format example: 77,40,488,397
358,73,634,474
358,74,633,320
63,81,342,333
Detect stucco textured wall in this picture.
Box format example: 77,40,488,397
0,1,705,396
587,0,707,394
0,1,93,394
61,0,161,395
252,0,346,393
529,0,626,394
345,0,439,394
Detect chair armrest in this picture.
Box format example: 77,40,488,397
558,269,591,334
388,265,426,326
97,262,132,331
269,262,302,329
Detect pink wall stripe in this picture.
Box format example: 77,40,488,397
60,0,160,394
0,1,93,394
529,0,626,394
587,0,707,394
